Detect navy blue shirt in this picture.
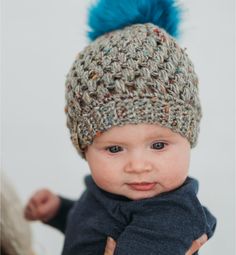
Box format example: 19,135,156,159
53,175,216,255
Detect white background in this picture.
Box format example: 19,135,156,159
1,0,235,254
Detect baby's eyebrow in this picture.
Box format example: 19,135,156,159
94,140,127,146
94,133,174,145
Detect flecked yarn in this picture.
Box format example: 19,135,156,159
65,23,202,158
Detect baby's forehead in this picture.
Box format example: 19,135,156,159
94,123,178,143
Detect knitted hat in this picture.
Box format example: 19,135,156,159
65,0,202,158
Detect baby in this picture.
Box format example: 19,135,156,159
24,0,216,254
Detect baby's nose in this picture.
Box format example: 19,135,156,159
124,153,153,173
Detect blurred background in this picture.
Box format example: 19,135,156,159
1,0,235,254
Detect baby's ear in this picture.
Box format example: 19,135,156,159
83,147,88,160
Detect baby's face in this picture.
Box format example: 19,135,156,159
85,123,190,200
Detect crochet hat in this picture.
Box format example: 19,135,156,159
65,0,202,158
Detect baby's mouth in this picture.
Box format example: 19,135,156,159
127,182,157,191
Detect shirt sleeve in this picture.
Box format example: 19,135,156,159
45,196,75,233
202,205,217,239
114,206,197,255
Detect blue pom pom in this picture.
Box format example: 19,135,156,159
87,0,182,41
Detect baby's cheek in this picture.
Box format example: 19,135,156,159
90,170,104,185
170,153,190,176
162,169,188,190
91,169,113,190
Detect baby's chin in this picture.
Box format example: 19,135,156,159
124,190,162,201
97,183,164,201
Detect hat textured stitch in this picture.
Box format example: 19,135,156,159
65,0,202,158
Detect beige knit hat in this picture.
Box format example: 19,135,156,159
65,1,202,158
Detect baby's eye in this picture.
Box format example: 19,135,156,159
151,142,166,150
106,145,123,153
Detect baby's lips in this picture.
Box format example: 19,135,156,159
127,182,157,191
